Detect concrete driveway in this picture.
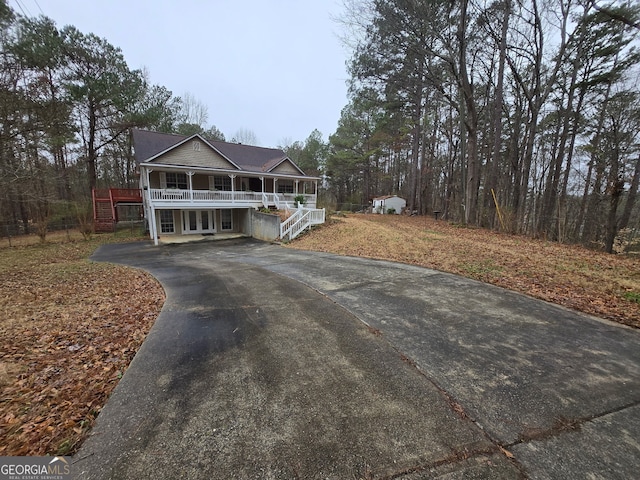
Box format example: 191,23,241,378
74,239,640,479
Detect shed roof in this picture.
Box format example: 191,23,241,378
373,195,405,201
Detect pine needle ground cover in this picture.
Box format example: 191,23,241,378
289,214,640,329
0,233,164,455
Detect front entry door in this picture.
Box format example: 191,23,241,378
182,210,214,233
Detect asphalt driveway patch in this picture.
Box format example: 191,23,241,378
76,240,513,479
74,239,640,479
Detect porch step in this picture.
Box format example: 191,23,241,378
95,202,112,215
93,190,116,233
94,220,115,233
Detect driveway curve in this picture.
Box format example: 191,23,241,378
74,238,640,479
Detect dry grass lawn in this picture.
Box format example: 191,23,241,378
0,230,164,456
288,214,640,329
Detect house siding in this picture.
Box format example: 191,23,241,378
192,175,209,190
148,171,162,189
271,160,299,175
150,140,237,169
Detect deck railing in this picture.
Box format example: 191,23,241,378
148,189,315,207
110,188,142,202
280,206,325,240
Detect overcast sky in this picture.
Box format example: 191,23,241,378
11,0,351,147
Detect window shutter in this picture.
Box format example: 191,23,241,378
160,172,167,189
209,176,215,190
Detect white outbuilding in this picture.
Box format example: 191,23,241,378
372,195,406,214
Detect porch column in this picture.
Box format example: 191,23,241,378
150,206,159,246
259,177,266,207
229,174,236,203
145,167,159,245
187,171,194,203
295,180,299,194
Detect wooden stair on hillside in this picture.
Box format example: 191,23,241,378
92,188,143,233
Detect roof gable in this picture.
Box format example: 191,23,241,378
148,136,239,170
270,158,304,175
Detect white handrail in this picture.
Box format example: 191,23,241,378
288,211,311,239
280,207,325,240
280,209,303,239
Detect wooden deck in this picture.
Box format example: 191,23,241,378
93,188,143,232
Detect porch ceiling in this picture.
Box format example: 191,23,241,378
139,162,320,181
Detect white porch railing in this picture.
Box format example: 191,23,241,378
280,206,326,241
149,189,316,208
149,189,265,203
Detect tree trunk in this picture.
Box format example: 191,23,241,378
574,158,594,239
458,0,479,225
408,61,424,214
87,101,98,193
581,82,613,245
617,155,640,237
604,179,624,254
484,0,511,229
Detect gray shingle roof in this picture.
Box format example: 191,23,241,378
131,129,186,163
131,129,305,175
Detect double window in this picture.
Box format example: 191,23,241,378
160,172,188,189
221,209,233,231
277,180,294,194
159,210,175,233
210,175,232,191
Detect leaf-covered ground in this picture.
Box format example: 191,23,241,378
288,214,640,329
2,218,638,456
0,233,164,456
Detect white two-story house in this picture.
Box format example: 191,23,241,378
132,129,323,245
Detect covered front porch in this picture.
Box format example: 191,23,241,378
141,166,319,210
147,190,316,209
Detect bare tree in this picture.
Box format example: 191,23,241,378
178,92,209,128
231,127,260,146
